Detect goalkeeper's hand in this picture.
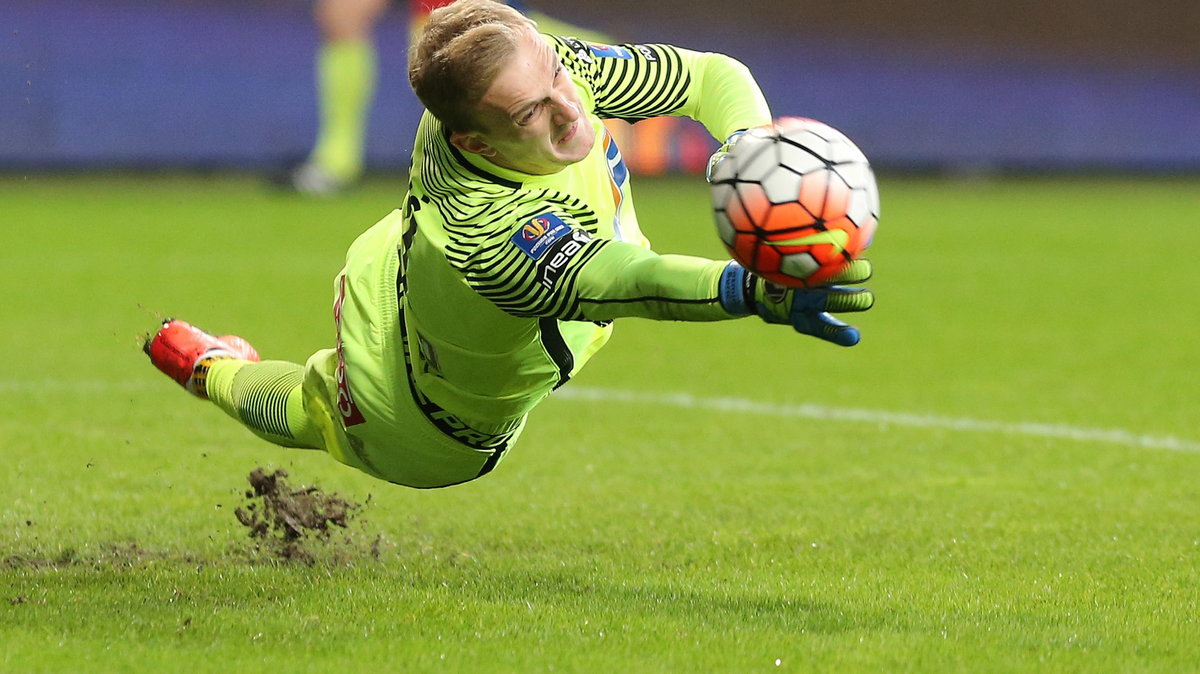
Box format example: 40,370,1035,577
705,129,747,183
718,259,875,346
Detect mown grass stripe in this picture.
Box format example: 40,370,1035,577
552,385,1200,453
6,378,1198,453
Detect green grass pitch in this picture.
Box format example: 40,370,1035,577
1,173,1198,672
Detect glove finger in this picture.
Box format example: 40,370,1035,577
786,286,873,314
791,311,861,347
824,258,873,286
824,287,874,314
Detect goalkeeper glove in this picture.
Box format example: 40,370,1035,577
705,129,747,183
718,259,875,346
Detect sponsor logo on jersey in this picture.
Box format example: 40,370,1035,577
633,44,659,62
512,212,571,259
333,274,366,427
587,42,633,59
411,384,519,451
561,37,594,64
539,228,593,290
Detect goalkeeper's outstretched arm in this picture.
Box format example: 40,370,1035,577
567,240,874,346
571,239,731,322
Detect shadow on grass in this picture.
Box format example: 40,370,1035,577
472,569,885,636
2,544,879,636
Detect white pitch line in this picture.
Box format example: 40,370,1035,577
551,386,1200,453
5,379,1198,453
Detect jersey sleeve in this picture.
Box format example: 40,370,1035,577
459,205,734,323
571,240,734,322
552,36,772,141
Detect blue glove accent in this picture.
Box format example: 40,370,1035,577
740,273,868,347
790,311,860,346
718,261,751,315
759,286,862,346
785,287,830,313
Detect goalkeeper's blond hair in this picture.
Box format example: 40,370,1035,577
408,0,537,133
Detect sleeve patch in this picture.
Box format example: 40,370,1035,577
511,212,572,260
588,42,633,59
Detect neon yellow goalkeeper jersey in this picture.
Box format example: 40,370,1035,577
400,35,771,429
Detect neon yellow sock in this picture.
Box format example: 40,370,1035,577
309,39,378,182
206,359,322,450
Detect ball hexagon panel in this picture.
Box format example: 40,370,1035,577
846,188,874,228
776,141,828,177
760,167,804,205
722,187,754,232
832,162,872,193
734,181,772,227
761,201,817,233
826,137,867,165
779,131,830,162
779,251,820,280
710,181,735,212
713,209,736,247
730,137,778,183
732,231,760,263
796,168,833,218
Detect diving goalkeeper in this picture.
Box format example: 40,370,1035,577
145,0,874,488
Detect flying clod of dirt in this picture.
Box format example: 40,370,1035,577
234,467,375,564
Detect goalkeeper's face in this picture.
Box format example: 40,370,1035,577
450,28,595,176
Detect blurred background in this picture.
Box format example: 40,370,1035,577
4,0,1198,176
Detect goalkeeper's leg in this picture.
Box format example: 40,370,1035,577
205,359,321,449
145,312,521,488
144,319,321,450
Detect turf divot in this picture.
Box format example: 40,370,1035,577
234,467,378,564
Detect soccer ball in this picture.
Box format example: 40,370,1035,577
710,117,879,287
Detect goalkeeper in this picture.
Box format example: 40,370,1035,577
145,0,874,489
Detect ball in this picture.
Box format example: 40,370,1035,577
710,117,879,287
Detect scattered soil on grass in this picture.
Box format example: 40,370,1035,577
234,467,377,564
2,542,157,570
3,469,383,570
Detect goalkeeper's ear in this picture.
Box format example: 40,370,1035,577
449,130,498,159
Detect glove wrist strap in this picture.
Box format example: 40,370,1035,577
718,261,758,316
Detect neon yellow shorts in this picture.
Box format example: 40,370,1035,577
301,211,525,488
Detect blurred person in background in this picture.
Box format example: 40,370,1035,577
286,0,389,195
289,0,618,195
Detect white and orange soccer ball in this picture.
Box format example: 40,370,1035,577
710,117,879,288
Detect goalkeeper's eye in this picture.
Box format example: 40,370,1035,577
517,104,542,126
